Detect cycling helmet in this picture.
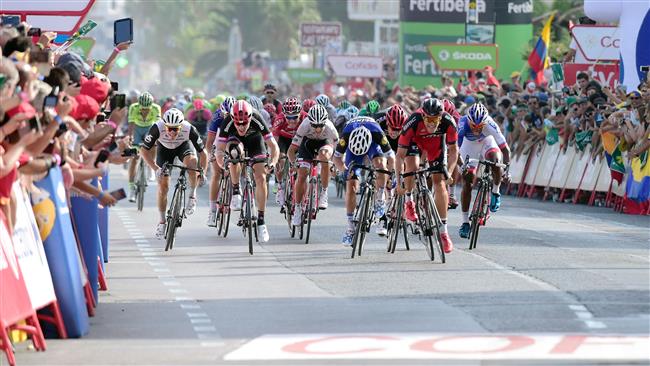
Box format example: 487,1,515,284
366,100,380,115
315,94,330,107
236,93,248,101
283,97,301,116
183,88,193,96
248,95,264,112
421,97,443,116
128,89,141,101
193,99,205,110
212,94,226,108
195,91,205,99
138,92,154,108
443,99,456,114
163,108,184,127
344,105,359,121
467,102,489,128
347,123,372,156
338,100,351,110
220,96,236,114
263,83,277,93
302,99,316,114
386,104,408,130
307,104,329,127
232,100,253,124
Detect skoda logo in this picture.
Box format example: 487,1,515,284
438,49,450,61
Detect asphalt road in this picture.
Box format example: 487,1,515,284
15,167,650,365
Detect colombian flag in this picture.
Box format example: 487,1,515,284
528,13,555,85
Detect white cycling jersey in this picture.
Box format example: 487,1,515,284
458,115,507,148
291,118,339,147
142,120,204,151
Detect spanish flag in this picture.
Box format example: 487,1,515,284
528,13,555,85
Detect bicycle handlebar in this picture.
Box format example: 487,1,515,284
224,156,268,166
401,165,439,178
349,164,392,176
163,163,203,173
465,158,507,169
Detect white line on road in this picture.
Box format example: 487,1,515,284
190,318,212,324
180,304,201,309
162,281,181,287
193,326,217,332
186,312,208,318
153,268,170,273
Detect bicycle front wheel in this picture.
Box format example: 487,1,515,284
305,179,316,244
469,181,485,250
165,186,182,251
351,187,370,258
426,193,445,263
136,159,146,211
244,185,254,255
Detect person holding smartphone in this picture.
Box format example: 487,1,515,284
127,91,161,202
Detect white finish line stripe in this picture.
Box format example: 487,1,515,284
223,333,650,361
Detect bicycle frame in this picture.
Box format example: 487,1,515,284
163,163,202,251
466,159,505,250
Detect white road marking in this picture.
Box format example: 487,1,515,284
162,281,181,287
193,326,217,332
186,312,208,318
169,289,188,294
190,318,212,324
153,268,170,273
180,304,201,310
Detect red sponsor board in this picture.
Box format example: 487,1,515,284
563,63,620,89
235,61,269,82
1,0,96,36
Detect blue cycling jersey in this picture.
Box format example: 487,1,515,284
207,109,226,135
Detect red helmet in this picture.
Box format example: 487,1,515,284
263,104,276,119
282,97,301,117
232,100,253,124
302,99,316,114
386,104,408,130
443,99,456,114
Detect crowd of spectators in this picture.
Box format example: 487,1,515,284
0,19,133,234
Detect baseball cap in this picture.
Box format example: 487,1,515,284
510,71,521,78
464,95,476,104
566,96,578,106
80,75,110,104
526,82,536,90
72,94,100,121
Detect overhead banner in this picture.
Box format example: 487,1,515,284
401,0,495,23
347,0,399,20
428,43,498,70
571,25,620,62
287,68,327,84
327,55,383,78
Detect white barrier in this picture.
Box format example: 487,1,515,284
509,151,529,185
549,146,577,189
580,155,602,192
533,143,560,187
524,145,544,185
594,157,612,192
564,147,591,190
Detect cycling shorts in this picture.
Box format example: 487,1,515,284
133,125,152,146
461,135,500,172
156,141,194,168
344,143,385,179
277,135,293,154
297,138,333,168
226,133,267,160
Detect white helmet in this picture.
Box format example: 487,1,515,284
307,104,329,127
315,94,330,107
163,108,184,127
348,125,372,156
248,95,264,112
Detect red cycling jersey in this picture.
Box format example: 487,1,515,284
443,99,461,123
272,112,301,139
398,109,457,161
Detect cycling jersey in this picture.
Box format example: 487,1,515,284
218,110,273,159
186,108,212,136
398,110,457,162
335,117,391,156
457,115,507,149
291,118,339,148
207,109,227,136
262,97,282,115
128,103,162,127
272,113,301,139
142,120,205,151
443,101,461,123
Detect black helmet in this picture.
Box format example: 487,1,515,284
421,98,443,116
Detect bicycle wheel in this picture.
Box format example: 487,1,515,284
165,186,182,251
244,184,254,255
388,195,406,254
469,181,485,250
415,194,435,261
136,159,146,211
426,193,445,263
351,187,370,258
305,178,316,244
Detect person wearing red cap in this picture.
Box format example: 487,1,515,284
80,74,110,105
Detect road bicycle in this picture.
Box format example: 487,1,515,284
350,164,391,258
163,163,203,251
386,193,410,254
298,159,328,244
233,156,267,255
402,166,445,263
214,162,232,238
466,159,507,250
133,153,147,212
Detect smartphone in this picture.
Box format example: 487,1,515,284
28,116,42,133
44,94,58,109
94,149,110,167
110,81,119,92
121,147,138,157
114,18,133,46
96,112,106,123
29,49,50,63
27,27,41,37
109,188,127,201
110,94,126,110
1,15,20,28
0,74,7,90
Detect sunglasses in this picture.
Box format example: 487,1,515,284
286,115,299,120
423,115,441,124
310,124,324,129
265,91,275,95
166,126,180,132
630,97,641,100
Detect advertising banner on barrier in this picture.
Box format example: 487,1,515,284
347,0,399,20
427,43,498,70
327,55,383,78
0,211,34,329
571,25,620,62
33,168,89,337
11,183,57,311
563,63,620,89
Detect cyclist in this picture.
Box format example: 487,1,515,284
272,96,302,206
395,98,458,254
333,116,393,245
215,100,280,242
334,105,359,135
458,103,511,239
336,100,351,115
359,100,381,118
185,98,212,139
288,104,339,227
300,99,316,121
443,99,462,210
261,83,282,114
140,108,207,238
206,96,236,226
248,95,271,126
127,92,161,202
316,94,337,122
